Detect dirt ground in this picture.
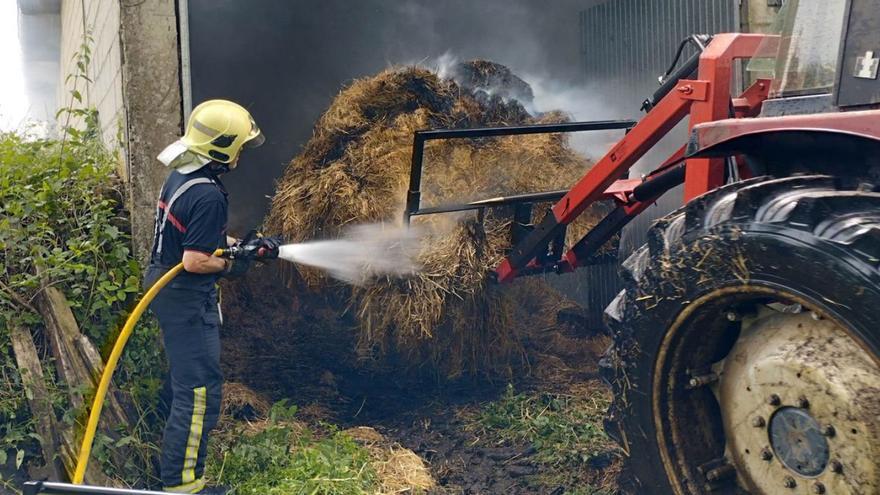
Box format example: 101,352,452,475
342,380,619,494
220,270,622,493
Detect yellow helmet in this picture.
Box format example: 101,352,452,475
181,99,265,164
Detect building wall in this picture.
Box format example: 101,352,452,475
17,0,61,127
57,0,183,258
118,0,184,260
58,0,125,163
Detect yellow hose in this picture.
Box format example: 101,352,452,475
73,249,223,484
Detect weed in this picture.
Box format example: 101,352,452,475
470,383,620,493
208,402,376,495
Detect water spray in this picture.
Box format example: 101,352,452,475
276,224,421,285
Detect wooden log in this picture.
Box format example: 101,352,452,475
33,277,133,483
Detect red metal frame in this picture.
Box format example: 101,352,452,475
495,33,773,283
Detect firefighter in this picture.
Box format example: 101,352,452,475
144,99,278,494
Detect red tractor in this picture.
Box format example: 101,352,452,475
404,1,879,493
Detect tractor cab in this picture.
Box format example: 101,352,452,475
687,0,880,179
767,0,879,110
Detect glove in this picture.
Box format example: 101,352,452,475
224,232,283,262
254,235,282,259
238,233,283,260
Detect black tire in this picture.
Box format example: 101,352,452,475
601,175,880,494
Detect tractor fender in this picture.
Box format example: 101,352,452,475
686,109,880,176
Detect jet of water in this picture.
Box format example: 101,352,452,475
277,224,422,286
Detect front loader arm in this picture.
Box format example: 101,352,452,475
495,33,773,283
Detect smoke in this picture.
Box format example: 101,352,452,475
189,0,610,232
431,52,459,81
277,224,423,286
424,52,629,163
523,73,631,161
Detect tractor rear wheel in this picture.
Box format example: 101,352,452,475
602,175,880,494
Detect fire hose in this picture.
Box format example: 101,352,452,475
73,240,277,485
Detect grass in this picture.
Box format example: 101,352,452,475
208,402,377,495
468,382,621,494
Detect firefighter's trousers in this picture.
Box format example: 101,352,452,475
146,267,222,493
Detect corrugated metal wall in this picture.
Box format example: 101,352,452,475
562,0,741,330
580,0,740,103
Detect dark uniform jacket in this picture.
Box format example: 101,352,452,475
148,167,229,292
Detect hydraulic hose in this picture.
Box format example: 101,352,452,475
72,248,223,484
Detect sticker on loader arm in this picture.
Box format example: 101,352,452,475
855,50,879,80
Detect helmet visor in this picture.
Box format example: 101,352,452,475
244,116,265,148
245,131,265,148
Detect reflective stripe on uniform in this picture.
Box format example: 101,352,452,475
181,386,207,485
156,177,215,255
157,200,187,233
164,476,207,494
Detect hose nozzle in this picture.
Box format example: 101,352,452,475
219,245,279,260
219,234,283,261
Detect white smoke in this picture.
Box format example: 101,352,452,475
521,73,631,161
420,53,631,162
432,51,460,81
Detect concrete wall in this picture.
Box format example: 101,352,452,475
58,0,125,159
119,0,184,260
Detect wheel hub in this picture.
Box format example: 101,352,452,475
768,406,829,477
715,307,880,494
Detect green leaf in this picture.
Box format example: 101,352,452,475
71,90,82,103
15,449,24,469
115,436,134,448
0,450,6,465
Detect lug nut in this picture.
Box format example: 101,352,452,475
822,425,836,437
783,476,797,488
811,311,823,320
760,447,773,461
706,463,736,482
813,482,826,494
830,460,843,473
797,396,810,409
768,394,782,406
751,416,766,427
726,311,740,321
688,372,718,389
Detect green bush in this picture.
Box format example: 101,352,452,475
210,402,376,495
0,127,165,485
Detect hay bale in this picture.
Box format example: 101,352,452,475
448,59,535,104
221,382,271,421
344,427,436,494
265,62,609,378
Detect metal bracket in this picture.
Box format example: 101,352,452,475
676,80,710,101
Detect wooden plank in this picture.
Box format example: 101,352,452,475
33,278,132,482
8,322,66,481
36,284,130,428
